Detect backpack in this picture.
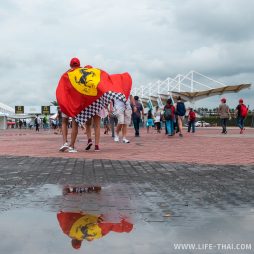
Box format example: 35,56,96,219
189,111,196,121
176,102,186,116
241,104,248,118
164,107,173,120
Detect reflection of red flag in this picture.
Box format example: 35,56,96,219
57,211,133,242
56,67,132,118
57,212,84,235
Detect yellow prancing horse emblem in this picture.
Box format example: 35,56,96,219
68,68,101,96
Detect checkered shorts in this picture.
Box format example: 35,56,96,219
75,91,126,124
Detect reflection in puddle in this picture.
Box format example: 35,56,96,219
1,208,254,253
57,211,133,249
63,185,102,195
1,183,254,253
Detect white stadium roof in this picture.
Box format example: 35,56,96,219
0,102,14,115
132,70,251,106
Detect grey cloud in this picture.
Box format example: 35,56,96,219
173,0,254,41
0,0,253,108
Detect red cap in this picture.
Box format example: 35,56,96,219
71,239,82,249
121,219,134,232
70,58,80,68
84,65,93,69
239,98,243,103
221,98,226,103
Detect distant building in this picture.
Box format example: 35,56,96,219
0,102,15,115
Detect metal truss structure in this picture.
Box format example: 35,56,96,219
131,70,251,109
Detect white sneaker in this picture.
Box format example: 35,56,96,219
68,147,77,153
123,138,130,143
59,142,69,152
114,135,119,142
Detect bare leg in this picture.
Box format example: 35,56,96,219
86,118,92,140
116,124,123,136
122,124,127,138
93,115,101,146
178,116,183,135
69,118,78,148
62,117,68,144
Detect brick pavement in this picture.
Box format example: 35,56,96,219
1,156,254,222
0,127,253,164
0,127,254,253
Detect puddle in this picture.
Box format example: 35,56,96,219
0,184,254,253
0,208,254,254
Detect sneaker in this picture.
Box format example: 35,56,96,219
85,140,93,150
123,138,130,143
59,142,69,152
240,129,243,134
95,145,100,152
179,133,183,137
68,147,77,153
114,135,119,142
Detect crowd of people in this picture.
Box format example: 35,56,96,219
218,97,249,134
54,57,249,153
12,57,248,153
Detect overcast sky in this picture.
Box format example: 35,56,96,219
0,0,253,109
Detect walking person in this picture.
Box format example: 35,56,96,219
252,110,254,128
175,96,186,137
146,109,154,133
131,96,144,137
235,98,248,134
187,108,196,133
109,100,118,138
154,106,162,133
103,113,110,135
114,96,132,143
18,119,23,129
58,57,80,152
35,115,41,132
218,98,230,134
164,98,175,136
56,107,63,135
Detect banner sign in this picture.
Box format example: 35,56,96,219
15,106,24,114
41,106,50,115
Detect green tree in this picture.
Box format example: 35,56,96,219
51,100,58,106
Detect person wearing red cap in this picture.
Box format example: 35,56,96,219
58,57,80,152
57,211,133,249
218,98,230,134
235,98,248,134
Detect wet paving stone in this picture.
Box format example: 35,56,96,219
0,156,254,253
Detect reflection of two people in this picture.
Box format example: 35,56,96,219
57,211,133,249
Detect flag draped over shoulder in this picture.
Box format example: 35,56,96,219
56,67,132,123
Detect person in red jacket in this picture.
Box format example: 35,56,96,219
57,211,133,249
235,98,248,134
187,108,196,133
163,98,175,136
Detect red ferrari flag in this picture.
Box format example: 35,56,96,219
56,67,132,123
57,211,133,249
